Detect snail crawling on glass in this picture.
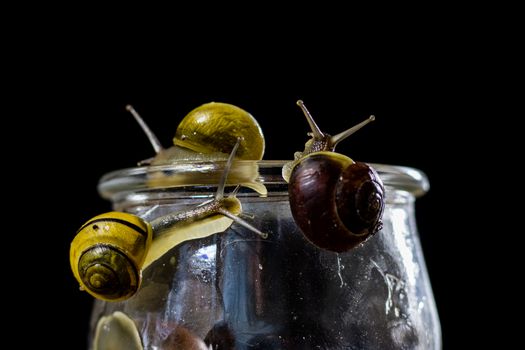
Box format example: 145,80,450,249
283,100,385,253
70,103,267,302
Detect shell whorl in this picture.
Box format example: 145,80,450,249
77,245,140,301
335,162,385,236
70,212,152,301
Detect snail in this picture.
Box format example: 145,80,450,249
128,103,267,194
70,139,266,301
143,138,267,269
285,100,385,252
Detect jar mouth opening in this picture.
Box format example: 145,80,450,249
98,160,429,201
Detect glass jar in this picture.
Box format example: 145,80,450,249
89,161,441,349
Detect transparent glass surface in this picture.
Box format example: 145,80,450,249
90,161,441,349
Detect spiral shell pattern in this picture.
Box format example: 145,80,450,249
70,212,152,301
289,152,385,252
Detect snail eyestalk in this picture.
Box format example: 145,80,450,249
218,207,268,239
330,115,376,147
297,100,325,140
126,104,164,154
283,102,378,184
296,99,376,150
216,137,242,200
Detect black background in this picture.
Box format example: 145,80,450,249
7,19,498,348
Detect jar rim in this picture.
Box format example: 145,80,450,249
98,160,429,200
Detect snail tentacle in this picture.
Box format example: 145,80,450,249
330,115,375,147
217,207,268,239
296,100,325,139
215,136,241,200
126,104,163,154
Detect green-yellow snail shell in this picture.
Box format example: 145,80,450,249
70,212,152,301
173,102,265,160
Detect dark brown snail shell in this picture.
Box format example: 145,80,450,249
289,151,385,252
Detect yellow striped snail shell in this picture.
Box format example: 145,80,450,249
70,212,152,301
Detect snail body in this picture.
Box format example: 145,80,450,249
70,212,152,301
287,101,385,252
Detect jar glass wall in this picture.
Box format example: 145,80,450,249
89,161,441,349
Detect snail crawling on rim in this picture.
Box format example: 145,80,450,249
71,106,268,301
129,102,265,164
129,102,267,195
284,100,385,252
